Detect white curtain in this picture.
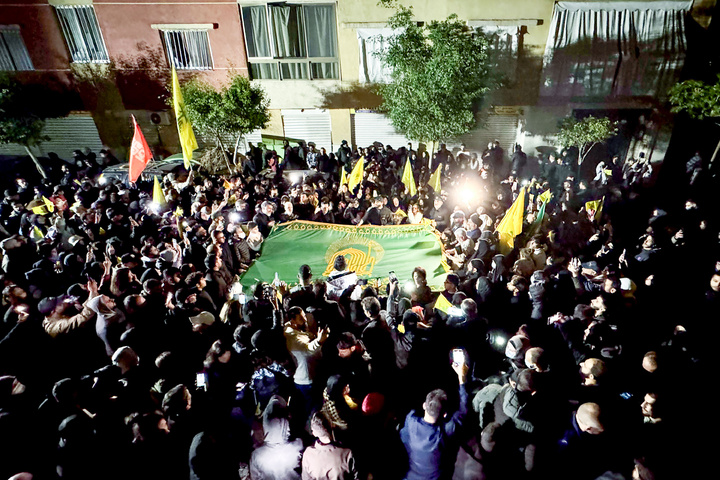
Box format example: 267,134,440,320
542,1,691,98
242,6,277,79
304,4,338,79
357,28,400,84
242,6,271,58
163,30,212,70
55,5,108,63
270,5,307,79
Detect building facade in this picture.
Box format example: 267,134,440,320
0,0,716,162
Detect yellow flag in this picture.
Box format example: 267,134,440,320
31,225,44,242
42,196,55,213
428,164,442,193
434,293,453,314
153,176,167,206
31,205,49,215
340,167,348,186
495,187,526,254
585,197,604,221
401,159,417,196
347,156,364,192
171,66,198,169
537,189,552,203
223,178,232,189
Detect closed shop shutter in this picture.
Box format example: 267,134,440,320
456,113,520,154
0,112,105,160
352,111,411,150
281,109,332,151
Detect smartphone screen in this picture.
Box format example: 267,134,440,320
196,372,207,389
452,349,464,364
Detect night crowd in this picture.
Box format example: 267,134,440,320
0,137,716,480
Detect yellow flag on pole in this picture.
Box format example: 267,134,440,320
428,164,442,193
495,187,526,254
434,293,453,314
171,66,198,169
340,167,348,186
347,156,364,192
153,176,167,206
537,189,552,203
401,159,417,196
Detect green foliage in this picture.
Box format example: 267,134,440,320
0,75,49,148
180,74,270,147
557,115,618,161
377,1,493,143
668,74,720,120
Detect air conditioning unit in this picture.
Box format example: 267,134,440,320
147,111,172,126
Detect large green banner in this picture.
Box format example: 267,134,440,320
239,221,449,291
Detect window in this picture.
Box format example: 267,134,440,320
241,3,339,80
55,5,109,63
160,29,213,70
541,2,691,98
0,26,33,71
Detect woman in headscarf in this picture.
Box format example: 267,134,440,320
489,254,509,285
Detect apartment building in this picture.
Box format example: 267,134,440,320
0,0,715,160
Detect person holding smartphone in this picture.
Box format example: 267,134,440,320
400,351,469,480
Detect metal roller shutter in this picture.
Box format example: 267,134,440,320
352,111,411,150
0,112,105,160
455,113,520,154
281,110,332,151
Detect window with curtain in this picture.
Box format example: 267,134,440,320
161,30,213,70
0,27,33,71
541,1,692,99
55,5,109,63
241,3,338,80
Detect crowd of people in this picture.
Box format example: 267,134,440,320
0,136,716,480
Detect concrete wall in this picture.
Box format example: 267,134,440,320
94,0,249,88
0,2,73,75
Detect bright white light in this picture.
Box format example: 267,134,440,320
98,176,108,185
288,172,303,185
148,202,160,214
460,189,474,202
493,335,507,347
521,179,529,186
229,212,241,223
404,281,415,292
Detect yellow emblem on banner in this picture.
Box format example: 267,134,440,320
322,234,385,277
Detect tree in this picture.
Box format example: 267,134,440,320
0,76,69,179
377,1,493,151
556,115,618,167
179,73,270,173
669,74,720,170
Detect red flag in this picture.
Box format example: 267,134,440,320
129,115,152,183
